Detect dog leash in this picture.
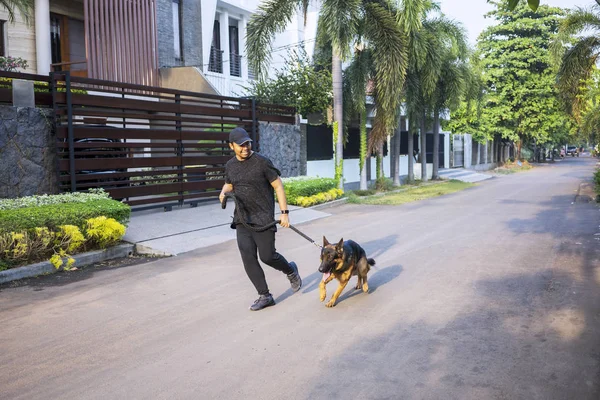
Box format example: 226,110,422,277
221,192,322,249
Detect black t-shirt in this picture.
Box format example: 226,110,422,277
225,152,281,229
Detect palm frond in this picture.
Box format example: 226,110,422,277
321,0,362,59
0,0,33,23
556,36,600,113
364,1,407,152
246,0,303,78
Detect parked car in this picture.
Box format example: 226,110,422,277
566,146,579,157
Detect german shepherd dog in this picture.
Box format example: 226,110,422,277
318,237,376,307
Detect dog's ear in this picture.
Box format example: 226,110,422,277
323,236,329,246
336,238,344,251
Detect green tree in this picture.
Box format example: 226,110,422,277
243,48,333,117
475,0,570,159
247,0,407,189
0,0,33,23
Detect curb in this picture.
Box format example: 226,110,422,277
309,197,348,211
0,243,135,284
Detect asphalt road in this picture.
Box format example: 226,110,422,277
2,157,599,400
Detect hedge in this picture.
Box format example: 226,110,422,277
282,177,338,205
0,199,130,233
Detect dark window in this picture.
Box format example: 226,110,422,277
0,21,5,56
399,131,419,155
307,124,333,161
229,25,240,77
50,15,61,65
345,127,360,159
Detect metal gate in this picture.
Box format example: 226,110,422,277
50,71,295,210
453,134,464,167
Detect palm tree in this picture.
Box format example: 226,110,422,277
1,0,33,23
247,0,407,190
553,2,600,124
430,25,469,179
404,14,467,182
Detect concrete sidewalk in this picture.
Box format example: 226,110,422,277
123,199,332,255
439,167,495,183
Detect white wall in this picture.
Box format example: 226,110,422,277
201,0,319,97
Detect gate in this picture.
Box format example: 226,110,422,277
50,72,295,210
453,134,464,167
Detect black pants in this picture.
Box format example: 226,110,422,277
236,225,293,295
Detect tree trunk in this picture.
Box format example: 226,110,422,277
359,108,368,190
332,50,344,190
407,118,414,183
432,109,440,180
516,139,522,161
393,131,401,186
376,142,383,182
379,142,384,180
420,111,428,182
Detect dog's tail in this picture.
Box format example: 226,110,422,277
367,258,376,266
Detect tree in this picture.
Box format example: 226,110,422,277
247,0,406,190
403,9,465,182
475,0,570,160
243,48,333,116
553,2,600,127
0,0,33,23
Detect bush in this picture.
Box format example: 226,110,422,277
594,169,600,195
0,199,130,233
295,188,344,207
0,189,111,211
1,217,127,270
0,77,88,95
85,216,126,248
282,176,338,205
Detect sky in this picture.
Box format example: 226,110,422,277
438,0,591,46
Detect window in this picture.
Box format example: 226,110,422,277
172,0,182,59
208,20,222,73
50,15,62,65
0,20,5,56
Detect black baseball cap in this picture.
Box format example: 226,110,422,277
229,127,253,145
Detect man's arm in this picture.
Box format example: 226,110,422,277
270,177,290,228
219,183,233,205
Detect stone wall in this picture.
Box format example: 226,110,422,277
156,0,203,68
0,107,58,198
258,122,303,178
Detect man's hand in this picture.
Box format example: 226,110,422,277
279,214,290,228
220,183,233,206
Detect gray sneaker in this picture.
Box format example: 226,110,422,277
249,294,275,311
287,262,302,292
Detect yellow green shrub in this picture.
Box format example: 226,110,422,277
296,188,343,208
85,217,126,248
55,225,86,253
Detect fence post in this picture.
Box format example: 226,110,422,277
176,93,183,208
251,97,258,151
50,72,61,193
64,71,76,192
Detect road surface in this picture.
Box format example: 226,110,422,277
2,157,599,399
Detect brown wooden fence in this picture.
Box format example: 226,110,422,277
0,71,295,210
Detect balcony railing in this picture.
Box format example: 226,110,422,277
208,46,223,74
248,65,256,81
230,53,242,77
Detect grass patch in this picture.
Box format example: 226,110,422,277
347,180,474,205
494,160,533,175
